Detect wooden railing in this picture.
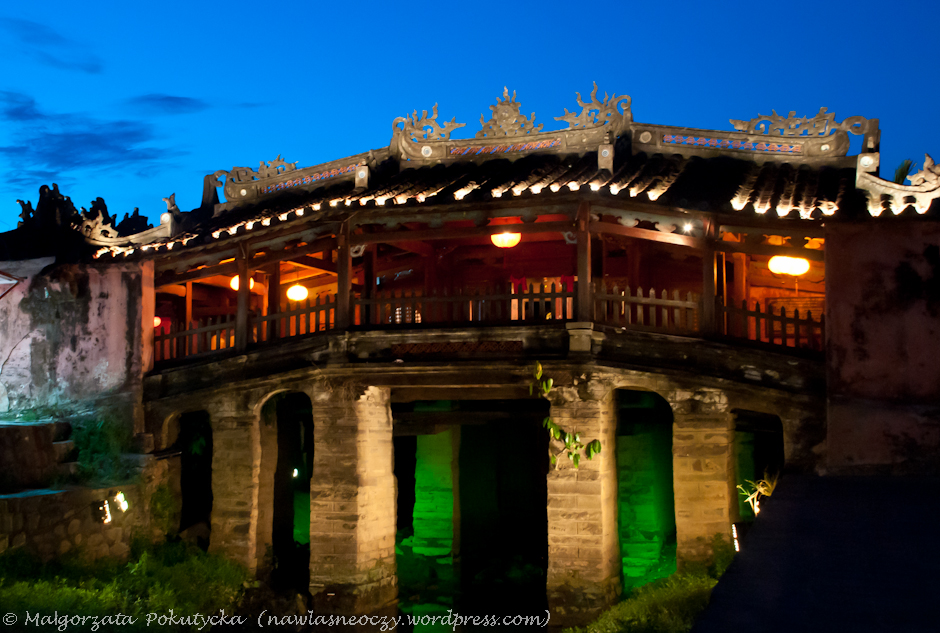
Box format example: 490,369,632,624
252,295,336,343
153,315,237,363
717,299,824,352
152,284,826,365
594,284,699,332
353,283,576,327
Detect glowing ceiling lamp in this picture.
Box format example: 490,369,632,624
229,276,256,291
768,256,810,276
153,316,162,328
286,284,309,302
490,232,521,248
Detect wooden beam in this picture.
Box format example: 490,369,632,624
718,223,826,240
294,254,337,273
155,236,337,286
589,220,704,249
350,220,575,246
715,240,825,262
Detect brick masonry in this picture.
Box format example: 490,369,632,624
545,388,621,627
308,383,397,613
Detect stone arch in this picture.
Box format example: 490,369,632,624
611,387,677,589
256,389,315,590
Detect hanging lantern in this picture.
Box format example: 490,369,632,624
229,276,256,291
768,256,810,276
491,232,522,248
153,316,162,328
286,284,309,302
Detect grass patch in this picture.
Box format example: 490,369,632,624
71,418,138,486
0,539,249,631
565,536,733,633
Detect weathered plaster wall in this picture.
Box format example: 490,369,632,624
826,222,940,472
0,258,148,427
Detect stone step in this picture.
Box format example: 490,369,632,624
57,462,80,478
52,440,75,463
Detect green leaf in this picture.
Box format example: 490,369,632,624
543,378,553,393
529,383,534,396
534,362,543,380
549,454,556,465
572,453,580,468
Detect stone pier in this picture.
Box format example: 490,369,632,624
545,386,620,627
308,383,397,613
208,412,261,570
671,402,736,564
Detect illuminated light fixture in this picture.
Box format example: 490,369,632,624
278,213,289,221
768,256,810,276
153,316,162,328
262,218,271,226
296,208,304,217
286,284,309,302
530,185,543,195
114,491,129,512
732,524,740,552
683,223,693,233
228,227,238,235
609,184,621,195
549,183,561,192
246,221,254,230
491,232,522,248
590,183,601,191
166,242,175,250
567,182,580,191
98,500,112,524
229,276,256,291
492,189,503,198
313,203,321,211
212,231,222,239
292,468,299,478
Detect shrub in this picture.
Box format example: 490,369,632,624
0,540,249,631
565,573,718,633
72,417,137,485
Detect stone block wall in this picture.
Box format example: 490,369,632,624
0,422,63,491
207,414,259,570
545,388,620,627
0,485,144,561
309,384,397,613
669,388,735,564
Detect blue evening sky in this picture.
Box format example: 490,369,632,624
2,0,939,232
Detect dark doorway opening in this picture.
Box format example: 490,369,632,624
733,410,784,524
270,392,314,592
392,399,549,628
177,410,213,550
615,389,676,589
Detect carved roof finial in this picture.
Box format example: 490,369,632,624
555,82,632,130
394,104,466,142
477,87,542,139
908,154,940,187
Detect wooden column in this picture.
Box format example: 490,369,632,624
184,281,193,329
266,263,280,342
701,221,717,335
576,201,592,321
363,245,376,326
235,242,250,352
336,221,352,329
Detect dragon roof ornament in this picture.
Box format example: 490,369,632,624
394,104,466,142
730,108,875,137
477,87,542,138
555,82,632,130
857,153,940,216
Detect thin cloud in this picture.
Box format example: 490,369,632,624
126,94,210,115
0,17,103,74
0,92,180,190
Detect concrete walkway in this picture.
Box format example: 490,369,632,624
693,475,940,633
